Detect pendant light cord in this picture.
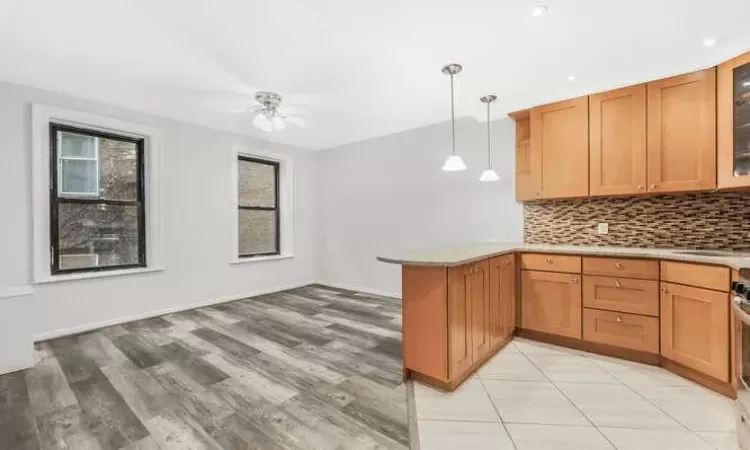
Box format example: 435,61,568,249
450,73,456,156
486,101,492,166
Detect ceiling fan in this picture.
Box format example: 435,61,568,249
231,91,309,132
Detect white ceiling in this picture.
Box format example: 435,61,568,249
1,0,749,150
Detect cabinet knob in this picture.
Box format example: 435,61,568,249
545,258,553,264
661,286,668,293
504,260,511,267
637,184,644,190
614,262,623,269
615,316,623,323
614,280,621,288
572,277,579,284
650,184,657,190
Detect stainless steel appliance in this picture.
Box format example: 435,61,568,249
731,280,750,448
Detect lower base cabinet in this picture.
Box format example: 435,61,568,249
660,282,730,382
521,270,582,339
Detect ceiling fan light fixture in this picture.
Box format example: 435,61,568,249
253,114,273,132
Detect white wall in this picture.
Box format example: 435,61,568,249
317,117,523,297
0,82,318,373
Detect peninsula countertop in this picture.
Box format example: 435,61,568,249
377,243,750,276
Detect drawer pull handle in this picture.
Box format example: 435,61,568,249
615,316,623,323
572,277,579,284
637,184,644,190
615,262,623,269
661,287,668,293
545,258,553,264
614,281,621,288
650,184,657,189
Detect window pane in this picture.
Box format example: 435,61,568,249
57,203,141,270
239,160,276,208
239,209,277,255
99,138,139,201
60,160,98,196
60,132,97,158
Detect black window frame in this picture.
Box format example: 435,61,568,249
237,155,281,258
49,123,147,275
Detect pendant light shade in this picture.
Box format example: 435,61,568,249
441,63,466,172
442,155,467,171
479,94,499,182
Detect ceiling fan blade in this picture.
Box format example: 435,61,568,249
285,116,309,128
225,107,261,113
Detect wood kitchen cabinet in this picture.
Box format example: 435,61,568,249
647,68,717,193
589,84,647,196
718,51,750,189
489,254,515,349
530,96,589,199
660,282,729,382
521,270,582,339
447,260,491,381
510,110,536,201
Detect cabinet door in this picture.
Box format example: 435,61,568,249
647,68,717,193
718,51,750,189
531,97,589,199
489,255,516,349
589,84,647,196
521,271,582,339
447,264,473,379
660,282,729,382
471,260,491,363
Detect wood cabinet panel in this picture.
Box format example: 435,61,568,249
521,270,582,339
582,257,659,280
521,253,582,274
647,68,717,193
514,116,539,201
589,84,647,196
583,308,659,353
531,97,589,199
447,265,472,380
402,266,448,381
489,254,516,349
660,261,730,292
660,282,729,381
471,260,491,364
718,51,750,189
583,276,659,316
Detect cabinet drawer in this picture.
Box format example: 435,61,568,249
583,276,659,316
583,308,659,354
521,254,581,273
582,257,658,280
660,261,730,292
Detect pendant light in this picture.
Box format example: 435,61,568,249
479,94,500,182
441,64,467,171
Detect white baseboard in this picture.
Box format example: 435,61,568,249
0,285,35,299
33,280,315,342
317,281,401,300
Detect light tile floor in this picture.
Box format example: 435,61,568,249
413,338,738,450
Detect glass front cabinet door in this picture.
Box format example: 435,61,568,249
719,51,750,189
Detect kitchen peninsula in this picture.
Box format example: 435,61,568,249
379,243,750,398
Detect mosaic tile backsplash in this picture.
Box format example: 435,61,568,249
523,191,750,250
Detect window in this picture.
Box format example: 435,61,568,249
237,156,280,257
49,124,146,274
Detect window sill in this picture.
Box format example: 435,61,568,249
230,254,294,265
34,266,165,284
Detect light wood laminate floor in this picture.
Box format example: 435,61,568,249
0,285,407,449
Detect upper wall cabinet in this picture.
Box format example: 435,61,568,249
718,51,750,190
646,68,717,193
511,111,537,201
589,84,647,196
530,96,589,199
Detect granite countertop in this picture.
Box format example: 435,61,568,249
377,242,750,275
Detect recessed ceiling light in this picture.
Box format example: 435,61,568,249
531,4,548,17
703,38,717,47
567,75,576,81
